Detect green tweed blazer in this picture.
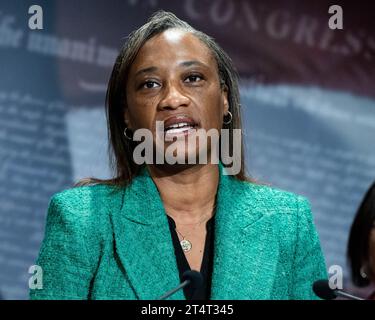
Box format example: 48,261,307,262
30,164,327,300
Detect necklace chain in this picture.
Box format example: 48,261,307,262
166,203,216,252
167,207,215,253
174,212,208,239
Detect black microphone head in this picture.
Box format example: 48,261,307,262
182,270,203,290
313,279,337,300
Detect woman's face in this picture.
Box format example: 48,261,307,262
125,28,228,164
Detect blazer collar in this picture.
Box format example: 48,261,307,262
111,163,279,299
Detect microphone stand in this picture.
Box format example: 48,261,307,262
158,280,190,300
335,290,364,300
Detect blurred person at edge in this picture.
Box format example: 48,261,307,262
29,11,327,300
347,182,375,300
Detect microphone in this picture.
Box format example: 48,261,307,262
158,270,203,300
313,279,365,300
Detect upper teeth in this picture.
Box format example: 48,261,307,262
166,122,192,130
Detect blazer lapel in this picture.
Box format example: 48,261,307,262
211,167,280,299
111,164,280,300
111,168,184,300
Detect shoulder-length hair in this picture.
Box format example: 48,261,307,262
347,181,375,286
77,10,252,188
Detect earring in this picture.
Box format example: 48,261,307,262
360,266,368,279
223,111,233,125
123,127,132,140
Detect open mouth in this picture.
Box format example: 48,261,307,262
163,116,198,137
165,122,197,134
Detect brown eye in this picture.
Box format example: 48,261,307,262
184,74,203,83
142,81,160,89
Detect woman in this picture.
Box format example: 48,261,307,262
347,182,375,300
30,11,326,300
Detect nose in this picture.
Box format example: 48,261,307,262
158,81,190,110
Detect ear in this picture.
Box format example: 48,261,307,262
124,108,132,130
221,84,229,115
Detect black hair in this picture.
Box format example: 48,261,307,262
347,181,375,286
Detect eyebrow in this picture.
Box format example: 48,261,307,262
179,60,209,68
134,66,158,77
134,60,209,77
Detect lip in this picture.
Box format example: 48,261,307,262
162,114,199,131
160,114,199,140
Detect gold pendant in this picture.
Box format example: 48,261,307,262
180,239,192,252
